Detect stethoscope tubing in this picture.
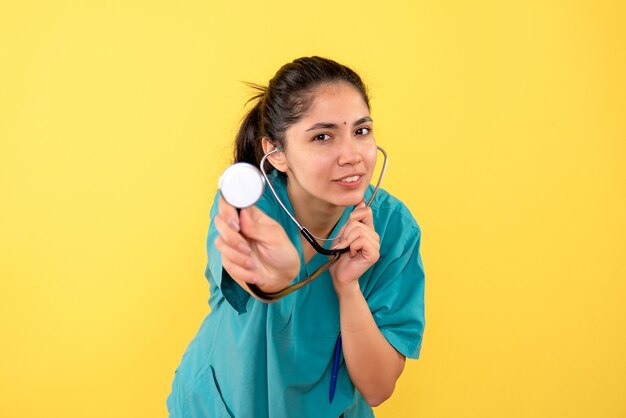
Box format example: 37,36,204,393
246,145,388,302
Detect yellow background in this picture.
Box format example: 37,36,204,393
1,1,625,417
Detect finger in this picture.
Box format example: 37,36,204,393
349,236,364,257
340,226,364,256
334,232,365,258
338,220,376,245
336,223,379,256
215,236,257,271
218,195,240,232
239,205,286,242
337,233,378,260
349,202,374,228
333,221,358,250
330,224,347,250
214,213,250,252
221,257,260,286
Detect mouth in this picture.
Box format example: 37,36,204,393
339,175,360,183
335,173,364,187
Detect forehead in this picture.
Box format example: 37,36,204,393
299,82,370,122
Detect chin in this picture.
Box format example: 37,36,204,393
333,193,367,208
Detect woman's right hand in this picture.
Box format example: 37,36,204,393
214,196,301,293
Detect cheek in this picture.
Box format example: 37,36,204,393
363,145,379,167
301,153,334,170
286,151,330,180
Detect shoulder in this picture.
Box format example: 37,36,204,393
367,187,422,250
369,187,420,231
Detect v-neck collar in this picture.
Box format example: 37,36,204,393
268,171,355,280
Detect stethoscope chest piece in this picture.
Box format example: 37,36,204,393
218,162,265,209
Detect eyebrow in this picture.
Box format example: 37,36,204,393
305,116,373,132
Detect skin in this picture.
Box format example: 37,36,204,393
214,81,405,406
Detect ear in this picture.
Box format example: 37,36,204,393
261,138,288,173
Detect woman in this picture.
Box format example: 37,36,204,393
167,56,425,417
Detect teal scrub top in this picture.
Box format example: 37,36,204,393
167,172,425,418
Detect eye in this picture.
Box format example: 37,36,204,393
355,127,371,136
313,133,332,141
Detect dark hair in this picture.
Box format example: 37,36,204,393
234,56,370,169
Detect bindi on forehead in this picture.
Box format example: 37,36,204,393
343,121,347,125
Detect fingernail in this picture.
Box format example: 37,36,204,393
229,219,240,231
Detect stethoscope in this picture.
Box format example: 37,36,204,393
218,146,388,302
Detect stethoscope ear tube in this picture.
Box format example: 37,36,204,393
300,228,350,256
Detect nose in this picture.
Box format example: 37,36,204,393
337,137,363,166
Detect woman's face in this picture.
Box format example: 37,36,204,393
279,81,378,210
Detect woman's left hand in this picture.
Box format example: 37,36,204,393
329,200,380,294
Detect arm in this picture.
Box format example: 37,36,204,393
329,201,406,406
336,281,406,406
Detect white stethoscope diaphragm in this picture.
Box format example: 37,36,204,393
218,162,266,208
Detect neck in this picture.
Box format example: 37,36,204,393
286,183,344,240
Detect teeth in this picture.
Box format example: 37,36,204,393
340,175,359,183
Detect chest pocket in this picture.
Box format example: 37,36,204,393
185,365,235,418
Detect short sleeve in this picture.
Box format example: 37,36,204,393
204,192,251,314
363,217,425,359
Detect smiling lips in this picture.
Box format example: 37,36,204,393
335,174,363,187
340,175,360,183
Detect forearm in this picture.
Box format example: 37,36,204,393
336,282,405,406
